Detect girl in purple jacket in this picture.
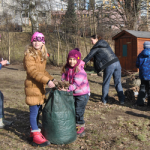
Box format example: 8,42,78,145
61,48,90,137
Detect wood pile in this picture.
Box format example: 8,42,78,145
126,74,141,87
121,69,133,77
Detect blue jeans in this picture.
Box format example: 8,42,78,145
102,61,125,103
74,94,89,125
29,105,42,130
0,91,4,118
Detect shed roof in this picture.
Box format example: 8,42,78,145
112,30,150,40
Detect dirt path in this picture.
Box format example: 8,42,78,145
0,64,150,150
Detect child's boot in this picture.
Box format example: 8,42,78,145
0,118,5,129
76,124,85,137
32,129,50,147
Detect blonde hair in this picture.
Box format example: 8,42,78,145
61,64,79,74
24,44,47,62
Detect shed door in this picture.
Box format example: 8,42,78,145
118,38,132,71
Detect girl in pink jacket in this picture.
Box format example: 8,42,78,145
61,48,90,137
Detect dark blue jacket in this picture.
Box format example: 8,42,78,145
0,63,2,70
83,39,119,73
136,48,150,80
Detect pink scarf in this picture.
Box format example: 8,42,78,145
65,60,80,84
65,64,75,84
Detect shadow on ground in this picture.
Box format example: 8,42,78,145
3,66,19,70
2,107,32,143
126,110,150,119
90,91,150,114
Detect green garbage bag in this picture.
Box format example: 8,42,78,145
42,89,77,145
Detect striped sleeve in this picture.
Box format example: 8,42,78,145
67,71,86,92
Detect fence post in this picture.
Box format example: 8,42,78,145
8,32,10,63
57,41,59,66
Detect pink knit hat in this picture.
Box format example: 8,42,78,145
31,32,45,44
67,48,81,67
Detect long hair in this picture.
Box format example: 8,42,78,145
91,34,103,40
61,63,79,74
24,44,47,62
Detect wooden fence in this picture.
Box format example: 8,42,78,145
0,32,92,65
0,31,114,66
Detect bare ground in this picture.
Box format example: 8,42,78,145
0,64,150,150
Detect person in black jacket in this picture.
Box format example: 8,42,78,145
83,35,125,105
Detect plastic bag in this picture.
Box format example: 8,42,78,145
42,89,77,145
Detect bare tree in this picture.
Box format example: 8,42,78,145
29,0,39,33
1,0,52,33
110,0,148,31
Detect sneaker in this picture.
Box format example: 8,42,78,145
120,101,124,105
76,125,85,137
103,102,107,105
32,131,50,147
0,118,12,129
102,100,107,105
3,119,13,125
0,122,5,129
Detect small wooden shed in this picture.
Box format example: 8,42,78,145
112,30,150,72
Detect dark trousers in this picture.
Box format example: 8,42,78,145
29,105,42,130
136,80,150,106
74,94,89,125
102,61,125,103
0,91,4,118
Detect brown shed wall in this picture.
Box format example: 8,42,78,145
131,37,138,72
137,38,150,54
115,39,120,57
113,30,150,72
115,33,138,72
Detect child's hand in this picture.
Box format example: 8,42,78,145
53,79,57,82
48,80,55,88
0,60,7,66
